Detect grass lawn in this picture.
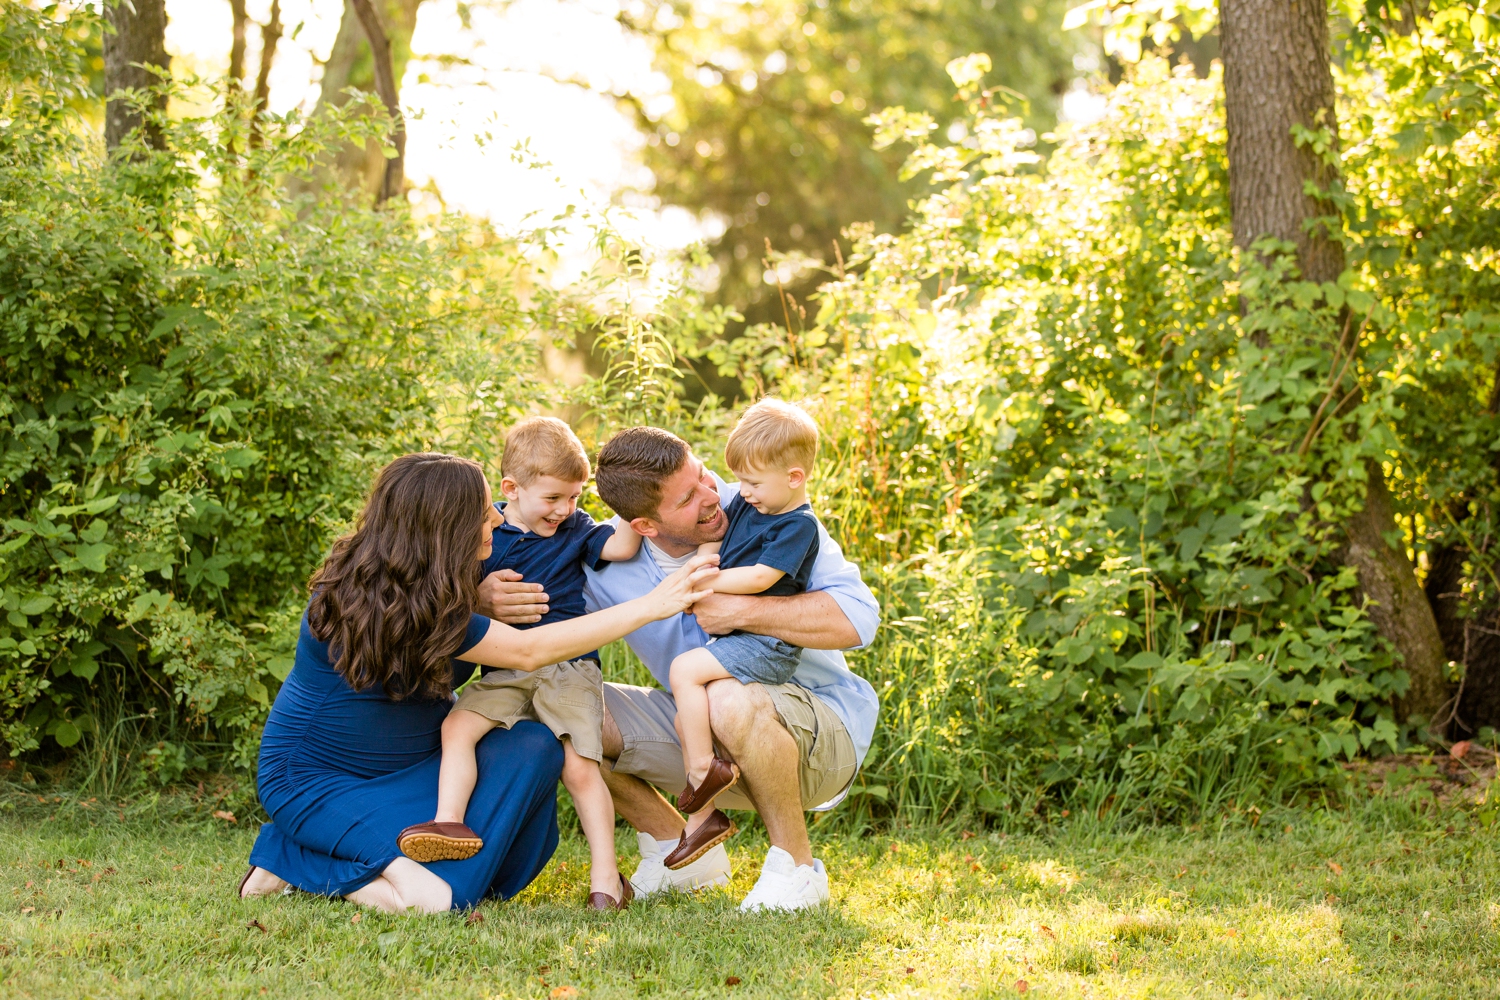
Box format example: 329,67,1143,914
0,786,1496,999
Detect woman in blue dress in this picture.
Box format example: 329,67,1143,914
238,452,717,913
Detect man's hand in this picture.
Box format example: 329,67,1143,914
477,569,550,624
691,591,859,650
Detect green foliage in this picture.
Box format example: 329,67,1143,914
0,5,551,767
671,6,1500,822
616,0,1081,328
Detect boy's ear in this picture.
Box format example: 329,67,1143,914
787,466,806,488
499,476,522,500
627,516,660,539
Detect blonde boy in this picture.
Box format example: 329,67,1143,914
658,399,824,870
396,417,643,910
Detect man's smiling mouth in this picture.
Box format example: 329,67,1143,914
697,509,721,525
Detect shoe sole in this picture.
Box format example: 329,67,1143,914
398,833,483,862
664,821,737,870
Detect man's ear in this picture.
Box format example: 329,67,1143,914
500,476,522,501
628,516,661,539
787,467,806,489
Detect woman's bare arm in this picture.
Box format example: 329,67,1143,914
462,554,718,671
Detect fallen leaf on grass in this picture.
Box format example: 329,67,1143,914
537,965,550,975
20,907,33,915
1224,928,1238,938
213,810,237,823
350,913,361,924
1326,861,1343,875
1451,740,1471,760
466,911,485,926
247,919,267,933
905,967,915,974
549,987,579,999
960,830,975,840
1039,924,1056,939
1015,980,1029,993
725,976,741,986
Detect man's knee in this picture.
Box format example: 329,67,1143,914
705,678,775,737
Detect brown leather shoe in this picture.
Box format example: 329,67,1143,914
676,757,740,815
662,809,737,870
397,821,484,862
586,873,634,911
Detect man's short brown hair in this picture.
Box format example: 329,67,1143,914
595,427,690,522
724,398,819,473
501,416,591,487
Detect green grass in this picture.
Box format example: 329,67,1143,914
0,791,1496,999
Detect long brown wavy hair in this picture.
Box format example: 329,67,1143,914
307,453,488,701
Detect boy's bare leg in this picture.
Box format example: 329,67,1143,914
598,706,685,841
705,679,814,867
561,740,623,898
435,709,497,823
668,649,733,791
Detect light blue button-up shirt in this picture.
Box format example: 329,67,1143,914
583,473,881,773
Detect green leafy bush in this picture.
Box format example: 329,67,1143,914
0,6,548,767
684,15,1500,823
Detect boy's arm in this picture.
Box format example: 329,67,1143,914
711,563,785,595
599,521,643,562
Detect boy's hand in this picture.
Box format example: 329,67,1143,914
478,569,550,624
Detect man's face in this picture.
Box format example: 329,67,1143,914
634,454,725,549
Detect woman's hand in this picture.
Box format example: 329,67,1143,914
646,552,720,619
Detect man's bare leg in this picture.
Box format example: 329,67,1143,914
705,679,813,867
598,704,685,841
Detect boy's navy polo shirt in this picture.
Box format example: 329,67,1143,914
478,503,616,662
717,494,820,597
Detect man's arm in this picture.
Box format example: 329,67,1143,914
691,590,859,649
477,569,550,625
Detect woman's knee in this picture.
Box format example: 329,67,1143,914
475,719,564,778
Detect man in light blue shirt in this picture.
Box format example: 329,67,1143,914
479,427,879,912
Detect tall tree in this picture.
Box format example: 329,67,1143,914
348,0,404,203
616,0,1079,328
312,0,425,198
103,0,169,150
1219,0,1450,726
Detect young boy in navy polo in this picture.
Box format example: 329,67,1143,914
659,399,823,871
397,417,643,910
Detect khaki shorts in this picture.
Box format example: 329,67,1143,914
453,658,604,762
601,681,857,811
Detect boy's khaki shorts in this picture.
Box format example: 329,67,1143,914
452,658,604,762
601,681,857,811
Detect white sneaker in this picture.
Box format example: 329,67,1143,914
628,832,732,897
738,846,829,912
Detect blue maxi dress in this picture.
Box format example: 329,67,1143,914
247,612,564,909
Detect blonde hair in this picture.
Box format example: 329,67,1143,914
724,398,819,473
501,416,591,486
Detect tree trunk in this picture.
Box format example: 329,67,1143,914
305,0,424,200
348,0,405,204
1220,0,1452,727
1220,0,1342,283
228,0,249,86
248,0,283,151
104,0,170,151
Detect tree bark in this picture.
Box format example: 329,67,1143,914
248,0,283,151
1220,0,1342,283
1220,0,1452,727
103,0,170,151
306,0,424,200
228,0,249,86
348,0,405,204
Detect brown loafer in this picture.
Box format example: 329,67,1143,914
662,809,737,870
586,873,634,911
397,821,484,862
676,757,740,815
